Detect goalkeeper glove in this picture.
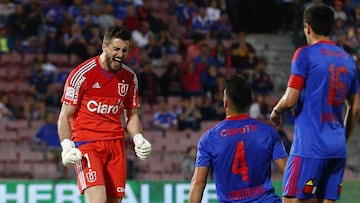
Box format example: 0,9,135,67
61,139,82,167
133,134,152,160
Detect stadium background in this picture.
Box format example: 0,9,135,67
0,0,360,202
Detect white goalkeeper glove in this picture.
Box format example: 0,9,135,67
133,134,152,160
61,139,82,167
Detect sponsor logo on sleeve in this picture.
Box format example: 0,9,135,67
65,87,75,101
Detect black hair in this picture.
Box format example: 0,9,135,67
303,5,335,36
103,25,131,44
225,75,252,112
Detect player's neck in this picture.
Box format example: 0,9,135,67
99,53,110,72
309,36,331,45
226,111,248,118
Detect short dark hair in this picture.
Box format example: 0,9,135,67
103,25,131,44
225,75,252,112
303,5,335,36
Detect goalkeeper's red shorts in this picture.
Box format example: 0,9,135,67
74,139,126,198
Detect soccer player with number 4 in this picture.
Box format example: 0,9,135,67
270,5,360,203
189,76,288,203
57,25,151,203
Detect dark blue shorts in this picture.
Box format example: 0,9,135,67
282,155,345,200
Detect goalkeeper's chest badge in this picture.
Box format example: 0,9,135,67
118,81,129,96
86,171,97,183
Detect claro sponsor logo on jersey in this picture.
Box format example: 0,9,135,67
220,124,257,137
86,99,124,114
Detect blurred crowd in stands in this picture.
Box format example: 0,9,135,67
1,0,360,180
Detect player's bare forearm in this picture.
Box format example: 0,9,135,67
189,167,208,203
274,157,288,173
344,94,360,142
125,108,144,137
57,104,76,141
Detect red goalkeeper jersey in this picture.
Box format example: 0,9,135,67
61,56,139,142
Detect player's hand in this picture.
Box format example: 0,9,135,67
133,134,152,160
60,139,82,167
270,109,283,126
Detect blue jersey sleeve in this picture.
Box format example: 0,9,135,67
195,131,212,167
291,47,309,78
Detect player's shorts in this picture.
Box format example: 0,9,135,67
282,155,345,200
74,139,126,198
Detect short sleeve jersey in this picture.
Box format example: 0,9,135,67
196,115,287,202
289,41,359,158
61,56,139,142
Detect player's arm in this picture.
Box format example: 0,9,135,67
270,87,301,126
274,157,288,173
344,93,360,142
58,103,82,166
189,166,209,203
125,108,152,160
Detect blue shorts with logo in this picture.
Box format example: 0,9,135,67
282,155,345,200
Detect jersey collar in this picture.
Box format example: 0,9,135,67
225,114,249,120
314,40,335,45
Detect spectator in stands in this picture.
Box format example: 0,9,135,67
112,0,130,21
0,0,15,25
249,93,270,121
200,64,218,96
190,5,212,38
194,94,216,121
23,0,42,38
123,4,140,32
83,24,102,54
137,0,153,21
210,40,232,67
5,3,27,45
64,22,88,61
181,146,197,181
336,31,355,55
176,96,202,131
96,3,116,30
158,25,180,54
192,43,219,69
186,33,205,61
251,58,274,95
230,31,256,71
160,62,183,96
131,20,153,48
0,92,16,120
43,26,66,54
66,0,83,23
143,34,163,67
210,10,234,40
31,110,61,161
181,0,198,30
29,56,53,100
0,24,15,53
43,0,67,29
138,60,161,105
75,5,98,30
182,61,204,97
212,91,225,120
126,40,141,68
19,93,46,120
147,8,167,34
206,0,221,22
153,97,178,132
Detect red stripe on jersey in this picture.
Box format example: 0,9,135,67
288,74,305,90
291,47,304,62
288,156,301,196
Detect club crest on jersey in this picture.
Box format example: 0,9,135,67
86,171,97,183
118,82,129,96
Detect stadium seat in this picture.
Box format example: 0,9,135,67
32,162,59,179
0,53,22,66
